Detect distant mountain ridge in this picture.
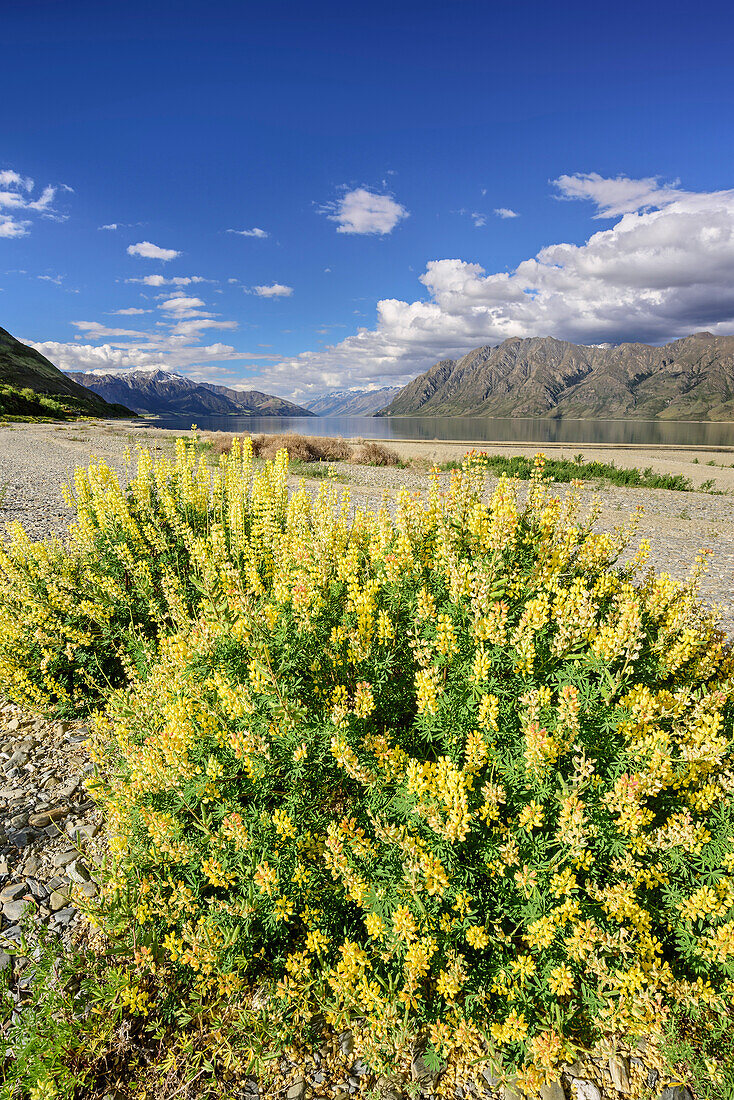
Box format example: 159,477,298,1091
377,333,734,420
0,327,130,418
304,387,402,416
65,369,315,418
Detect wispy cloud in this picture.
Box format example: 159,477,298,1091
323,187,409,235
126,274,207,286
0,168,72,238
253,283,293,298
227,227,269,238
127,240,181,261
494,207,519,219
111,307,151,315
552,172,681,218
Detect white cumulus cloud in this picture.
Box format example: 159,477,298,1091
261,175,734,395
324,187,409,235
494,207,519,219
127,240,181,261
159,295,207,313
227,227,268,238
253,283,293,298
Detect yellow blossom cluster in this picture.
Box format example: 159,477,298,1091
3,439,734,1085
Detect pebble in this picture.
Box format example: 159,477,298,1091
572,1082,602,1100
28,805,70,828
2,898,34,922
540,1083,566,1100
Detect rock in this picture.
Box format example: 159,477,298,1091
25,878,49,900
28,805,69,828
2,898,35,922
503,1086,524,1100
540,1082,566,1100
340,1031,354,1056
49,889,69,911
609,1057,629,1093
56,779,80,799
0,951,11,971
658,1089,693,1100
286,1080,305,1100
5,718,20,732
571,1084,601,1100
0,882,26,903
51,907,76,927
51,849,77,868
66,859,91,883
21,854,39,876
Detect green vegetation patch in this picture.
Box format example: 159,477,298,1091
449,450,697,491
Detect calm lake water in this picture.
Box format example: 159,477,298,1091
148,414,734,448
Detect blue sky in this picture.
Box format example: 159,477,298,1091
3,0,734,399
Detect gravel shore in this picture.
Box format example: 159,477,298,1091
2,419,733,635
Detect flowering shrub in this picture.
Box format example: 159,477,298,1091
3,440,734,1091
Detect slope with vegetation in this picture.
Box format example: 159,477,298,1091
66,368,316,418
378,332,734,420
0,326,130,420
1,443,733,1097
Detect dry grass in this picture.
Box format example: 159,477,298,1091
203,431,401,467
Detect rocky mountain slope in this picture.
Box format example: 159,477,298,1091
377,333,734,420
65,369,315,417
304,387,401,416
0,328,130,418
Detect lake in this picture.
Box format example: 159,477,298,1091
147,414,734,448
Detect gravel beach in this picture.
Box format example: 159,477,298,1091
1,418,733,635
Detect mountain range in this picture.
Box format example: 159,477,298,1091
0,327,129,419
377,333,734,420
65,369,314,418
303,387,402,416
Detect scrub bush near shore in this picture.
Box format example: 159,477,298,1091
1,438,734,1095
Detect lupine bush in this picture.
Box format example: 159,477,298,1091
2,439,734,1093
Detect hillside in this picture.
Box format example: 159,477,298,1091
377,333,734,420
65,369,315,418
304,387,402,416
0,327,131,419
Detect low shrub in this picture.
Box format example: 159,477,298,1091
3,442,734,1093
204,431,400,468
349,440,401,466
250,432,352,463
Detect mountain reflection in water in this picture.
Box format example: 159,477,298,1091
147,414,734,448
